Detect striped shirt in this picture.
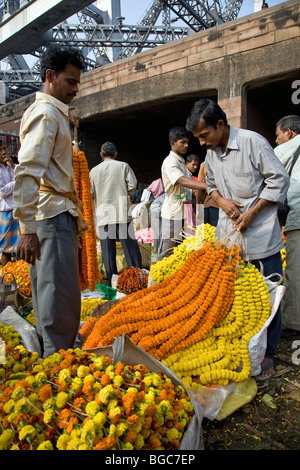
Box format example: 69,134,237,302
274,134,300,232
205,126,289,260
0,164,16,211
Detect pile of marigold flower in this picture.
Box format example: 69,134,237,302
73,147,102,292
0,323,21,350
0,348,194,450
116,267,148,294
150,223,216,282
1,260,32,297
80,298,106,322
81,240,241,361
162,260,272,388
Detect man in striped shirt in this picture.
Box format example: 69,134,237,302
186,98,289,381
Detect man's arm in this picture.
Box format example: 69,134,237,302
177,175,207,191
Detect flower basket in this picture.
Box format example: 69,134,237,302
84,333,204,450
0,273,19,311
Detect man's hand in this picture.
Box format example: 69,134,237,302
216,196,244,220
1,154,15,169
232,210,256,232
16,234,41,265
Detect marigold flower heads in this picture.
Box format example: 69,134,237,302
0,349,193,450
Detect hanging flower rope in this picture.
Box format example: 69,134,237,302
81,240,241,360
73,130,101,291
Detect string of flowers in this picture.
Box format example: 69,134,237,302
116,268,148,294
0,348,194,450
162,261,272,388
81,241,242,361
72,146,101,291
150,223,216,282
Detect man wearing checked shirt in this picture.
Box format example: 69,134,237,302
186,98,289,381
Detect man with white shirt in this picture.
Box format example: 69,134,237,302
0,140,19,265
158,127,207,260
90,142,142,286
186,98,289,380
13,46,85,357
274,115,300,339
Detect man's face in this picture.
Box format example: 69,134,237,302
275,125,290,145
48,63,81,104
172,137,189,156
192,118,225,150
186,159,199,173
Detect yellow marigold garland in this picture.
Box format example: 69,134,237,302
150,223,216,283
73,147,101,291
162,261,272,388
82,240,241,361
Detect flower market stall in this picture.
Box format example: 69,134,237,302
0,223,286,450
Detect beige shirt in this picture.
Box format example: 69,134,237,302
13,92,77,234
89,158,137,226
161,151,192,220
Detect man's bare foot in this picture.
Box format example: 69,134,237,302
256,357,275,381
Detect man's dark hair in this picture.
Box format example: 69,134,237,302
101,142,117,157
276,115,300,135
186,98,227,132
186,154,200,163
40,46,86,82
169,127,190,145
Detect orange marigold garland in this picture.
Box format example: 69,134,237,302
81,241,241,360
116,267,148,294
72,146,101,291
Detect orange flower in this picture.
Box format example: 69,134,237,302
38,384,53,402
94,436,118,450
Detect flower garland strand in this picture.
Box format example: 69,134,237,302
81,241,242,360
162,261,272,388
72,147,102,291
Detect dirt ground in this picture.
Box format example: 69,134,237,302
202,336,300,450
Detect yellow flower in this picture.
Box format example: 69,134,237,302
37,440,54,450
166,428,181,440
3,399,15,413
77,365,90,378
58,368,72,383
93,411,106,429
56,391,68,409
0,429,15,450
113,375,124,387
56,434,71,450
19,425,36,442
85,401,100,416
43,409,55,424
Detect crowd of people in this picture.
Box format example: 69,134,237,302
0,45,299,382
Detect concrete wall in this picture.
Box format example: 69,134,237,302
0,0,299,183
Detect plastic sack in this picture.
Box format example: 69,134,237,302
0,305,41,356
85,334,204,450
249,273,285,377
